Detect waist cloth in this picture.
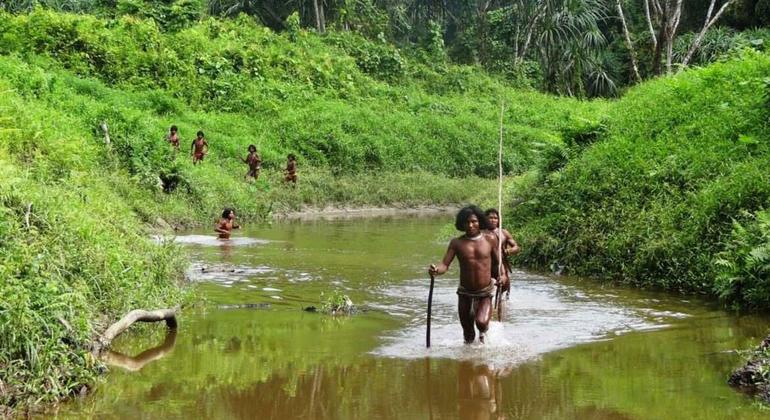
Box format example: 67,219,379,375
456,282,496,299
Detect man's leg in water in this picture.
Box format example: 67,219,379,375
475,296,493,343
458,295,476,343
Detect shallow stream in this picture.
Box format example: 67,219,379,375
58,215,770,419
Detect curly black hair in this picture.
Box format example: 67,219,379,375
455,205,491,231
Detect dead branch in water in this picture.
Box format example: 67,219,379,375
93,307,179,355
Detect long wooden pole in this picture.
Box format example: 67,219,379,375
426,272,436,348
495,101,505,320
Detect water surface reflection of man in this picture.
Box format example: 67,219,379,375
458,361,501,420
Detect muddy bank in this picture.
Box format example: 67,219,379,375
148,205,459,232
272,204,459,221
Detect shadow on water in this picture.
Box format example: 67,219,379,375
55,216,770,419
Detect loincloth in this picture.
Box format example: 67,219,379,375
456,283,496,299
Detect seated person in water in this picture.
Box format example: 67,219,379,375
242,144,262,182
284,153,297,185
215,208,240,239
166,125,180,151
429,205,500,344
485,208,520,298
191,130,209,164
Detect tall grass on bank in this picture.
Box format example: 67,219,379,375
509,50,770,309
0,81,189,409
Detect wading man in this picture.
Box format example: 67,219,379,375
429,205,500,344
215,208,240,239
485,208,520,299
191,130,209,165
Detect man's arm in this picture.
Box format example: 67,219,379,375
503,229,520,255
190,140,195,155
429,240,456,276
489,234,502,281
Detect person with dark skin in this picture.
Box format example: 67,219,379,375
166,125,180,151
215,208,240,239
190,130,209,165
429,205,500,344
485,208,520,298
284,153,298,185
242,144,262,182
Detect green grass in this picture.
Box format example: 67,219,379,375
509,50,770,309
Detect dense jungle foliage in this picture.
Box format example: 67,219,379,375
1,0,770,413
2,0,769,97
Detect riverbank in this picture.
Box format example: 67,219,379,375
509,50,770,309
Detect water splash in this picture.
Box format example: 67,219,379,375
371,270,687,367
153,234,271,247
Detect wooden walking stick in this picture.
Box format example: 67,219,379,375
427,267,436,348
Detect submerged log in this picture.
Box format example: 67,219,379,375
93,307,179,355
729,335,770,402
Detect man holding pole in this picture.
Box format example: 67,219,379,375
428,205,500,344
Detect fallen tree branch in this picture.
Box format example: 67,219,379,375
93,307,179,355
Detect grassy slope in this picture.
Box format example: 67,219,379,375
510,50,770,309
0,10,601,411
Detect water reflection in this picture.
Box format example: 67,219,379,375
102,330,177,372
56,217,770,419
458,361,501,420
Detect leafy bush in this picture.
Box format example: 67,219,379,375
510,51,770,306
715,210,770,310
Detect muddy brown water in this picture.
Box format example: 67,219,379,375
57,216,770,419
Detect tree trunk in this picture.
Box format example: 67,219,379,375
319,0,326,33
93,307,179,355
664,0,683,73
312,0,322,32
644,0,658,50
516,5,543,65
616,0,641,82
681,0,735,68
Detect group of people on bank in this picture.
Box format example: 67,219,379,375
164,125,298,184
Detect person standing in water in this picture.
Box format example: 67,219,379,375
191,130,209,165
485,208,520,299
215,208,240,239
242,144,262,182
429,205,500,344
